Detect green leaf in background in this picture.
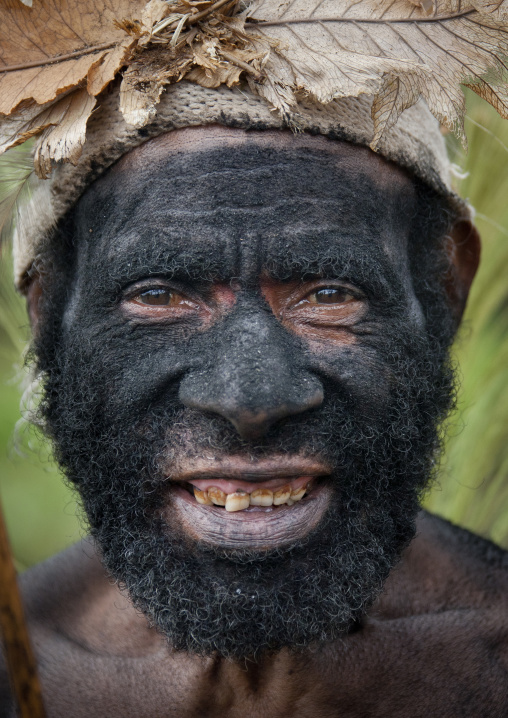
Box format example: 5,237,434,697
424,93,508,547
0,92,507,568
0,251,81,570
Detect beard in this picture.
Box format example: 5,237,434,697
34,302,455,660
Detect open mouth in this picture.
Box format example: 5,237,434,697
163,457,333,549
179,475,316,512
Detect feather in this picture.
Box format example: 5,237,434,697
0,145,36,248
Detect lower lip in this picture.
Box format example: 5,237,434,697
161,482,333,551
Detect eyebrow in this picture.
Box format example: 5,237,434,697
76,143,414,301
263,233,404,302
82,223,403,311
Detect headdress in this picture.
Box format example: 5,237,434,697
2,0,508,289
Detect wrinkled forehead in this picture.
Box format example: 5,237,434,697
74,126,417,283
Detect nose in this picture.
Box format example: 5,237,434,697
178,310,324,440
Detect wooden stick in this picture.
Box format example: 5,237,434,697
0,496,46,718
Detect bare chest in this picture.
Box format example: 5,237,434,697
15,609,507,718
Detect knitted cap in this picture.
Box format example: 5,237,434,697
13,80,464,290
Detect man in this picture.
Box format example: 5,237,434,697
1,1,508,712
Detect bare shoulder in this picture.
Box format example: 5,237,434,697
301,512,508,717
18,538,162,654
345,510,508,715
392,509,508,609
0,539,110,716
20,538,109,618
375,510,508,626
1,539,169,718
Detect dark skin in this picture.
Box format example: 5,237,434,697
2,126,505,718
7,515,508,718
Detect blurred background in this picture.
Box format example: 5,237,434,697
1,92,508,569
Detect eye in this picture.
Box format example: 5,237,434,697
125,284,199,316
306,287,355,305
135,288,177,306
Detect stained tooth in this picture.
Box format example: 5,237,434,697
208,486,227,506
290,486,307,502
250,489,273,507
273,484,291,506
286,498,295,506
225,491,250,512
194,487,213,505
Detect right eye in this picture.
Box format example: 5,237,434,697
125,285,199,317
134,288,176,306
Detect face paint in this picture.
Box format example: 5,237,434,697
35,132,456,658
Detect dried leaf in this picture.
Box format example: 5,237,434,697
87,38,136,96
118,7,264,126
187,42,245,86
407,0,436,16
0,89,97,178
120,45,192,126
470,0,508,18
141,0,174,31
33,89,97,178
3,0,508,175
371,70,429,148
245,0,508,146
0,0,143,171
0,0,142,114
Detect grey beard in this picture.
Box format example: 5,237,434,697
36,308,455,659
97,488,415,659
79,371,445,659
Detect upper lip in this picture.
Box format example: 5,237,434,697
169,456,331,483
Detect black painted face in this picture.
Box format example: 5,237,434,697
36,128,456,658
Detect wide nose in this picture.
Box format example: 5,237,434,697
178,310,324,440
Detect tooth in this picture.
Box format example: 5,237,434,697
273,484,291,506
250,489,273,506
194,487,213,505
290,486,307,502
208,486,227,506
286,498,295,506
225,491,250,512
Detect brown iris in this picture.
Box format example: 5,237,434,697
307,288,353,305
135,288,175,306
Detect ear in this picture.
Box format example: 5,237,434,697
26,273,43,336
444,219,481,324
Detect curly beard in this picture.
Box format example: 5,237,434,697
34,311,455,659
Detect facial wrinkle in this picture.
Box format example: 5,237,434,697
32,133,459,659
35,300,456,659
76,145,417,317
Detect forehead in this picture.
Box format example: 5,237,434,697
74,126,417,283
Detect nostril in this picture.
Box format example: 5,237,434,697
181,388,324,440
229,394,324,439
230,409,275,441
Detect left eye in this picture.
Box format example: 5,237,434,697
306,287,354,305
134,288,176,306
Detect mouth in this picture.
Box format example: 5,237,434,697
162,457,333,550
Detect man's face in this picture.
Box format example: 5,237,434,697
36,127,456,658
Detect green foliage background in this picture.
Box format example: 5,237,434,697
0,94,507,568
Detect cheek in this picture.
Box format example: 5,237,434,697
60,315,192,421
306,343,393,419
62,291,399,430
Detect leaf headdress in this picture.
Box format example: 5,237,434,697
2,0,508,177
1,0,507,288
